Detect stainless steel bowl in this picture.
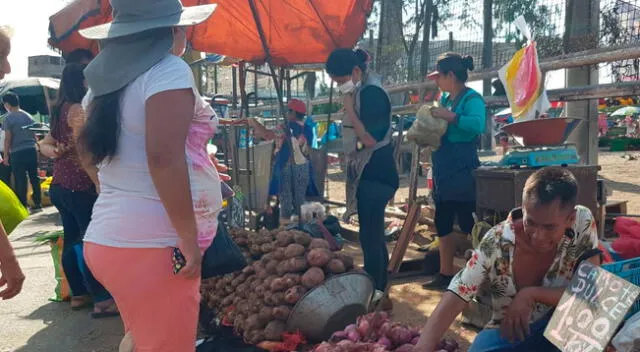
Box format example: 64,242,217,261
286,272,375,342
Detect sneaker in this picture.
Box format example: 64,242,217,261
30,206,43,214
421,274,454,290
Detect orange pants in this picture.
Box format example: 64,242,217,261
84,243,200,352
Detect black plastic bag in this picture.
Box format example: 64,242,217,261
201,221,246,279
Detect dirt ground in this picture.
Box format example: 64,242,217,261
2,150,639,351
326,149,640,349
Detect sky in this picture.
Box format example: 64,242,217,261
1,0,70,79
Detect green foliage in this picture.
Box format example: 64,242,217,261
493,0,562,47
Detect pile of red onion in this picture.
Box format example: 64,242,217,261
312,312,459,352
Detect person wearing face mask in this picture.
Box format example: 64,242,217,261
421,53,486,290
412,167,602,352
325,49,399,309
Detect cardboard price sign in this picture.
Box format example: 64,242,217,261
544,262,640,352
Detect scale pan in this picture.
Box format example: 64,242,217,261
501,117,582,146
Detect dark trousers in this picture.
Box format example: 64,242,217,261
10,148,41,207
0,161,11,186
357,180,397,291
50,184,110,301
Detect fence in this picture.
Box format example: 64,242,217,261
198,0,640,113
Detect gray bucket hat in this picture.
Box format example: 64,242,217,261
80,0,216,98
79,0,216,40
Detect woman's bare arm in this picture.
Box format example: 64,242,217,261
146,88,200,278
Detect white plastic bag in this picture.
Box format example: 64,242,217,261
612,311,640,352
406,103,448,149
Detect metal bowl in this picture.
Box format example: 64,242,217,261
286,272,374,342
501,117,582,146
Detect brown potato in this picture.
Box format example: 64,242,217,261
301,267,325,289
284,243,306,259
272,305,292,320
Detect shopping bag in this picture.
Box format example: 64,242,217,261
406,103,447,149
0,180,29,235
498,16,551,121
35,231,71,302
201,221,247,279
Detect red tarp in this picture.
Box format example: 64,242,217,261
49,0,374,66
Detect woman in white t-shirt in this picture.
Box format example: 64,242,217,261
76,1,220,351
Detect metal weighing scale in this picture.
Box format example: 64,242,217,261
499,117,582,168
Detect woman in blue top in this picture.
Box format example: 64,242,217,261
422,53,487,290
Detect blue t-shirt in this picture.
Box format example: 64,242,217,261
275,119,314,169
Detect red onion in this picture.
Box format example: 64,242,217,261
411,336,419,345
347,330,361,342
357,318,371,338
344,324,357,333
329,330,349,343
376,336,392,349
394,344,415,352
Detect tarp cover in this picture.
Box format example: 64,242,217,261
49,0,374,66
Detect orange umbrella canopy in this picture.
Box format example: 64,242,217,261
49,0,374,66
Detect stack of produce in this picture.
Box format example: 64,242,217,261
313,312,459,352
201,229,357,345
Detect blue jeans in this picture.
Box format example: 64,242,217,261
50,184,111,302
469,315,559,352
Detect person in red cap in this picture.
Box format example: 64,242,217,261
250,99,314,224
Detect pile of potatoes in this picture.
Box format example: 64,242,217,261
202,229,356,345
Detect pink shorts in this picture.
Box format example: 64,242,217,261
84,243,200,352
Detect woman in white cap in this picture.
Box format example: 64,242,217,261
77,0,220,350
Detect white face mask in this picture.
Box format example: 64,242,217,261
338,80,356,94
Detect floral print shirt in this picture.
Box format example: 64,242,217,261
448,205,599,329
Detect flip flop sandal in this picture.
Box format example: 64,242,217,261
70,297,93,311
91,303,120,319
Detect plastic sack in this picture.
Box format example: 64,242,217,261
498,16,551,121
611,310,640,352
34,231,71,302
612,217,640,259
201,221,247,279
27,176,53,208
406,104,447,149
0,180,29,235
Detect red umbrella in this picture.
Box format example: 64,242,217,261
49,0,374,66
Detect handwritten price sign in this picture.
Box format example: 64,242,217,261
544,262,640,352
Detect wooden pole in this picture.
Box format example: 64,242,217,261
323,82,334,199
565,0,600,165
214,65,218,94
232,65,238,110
482,0,494,152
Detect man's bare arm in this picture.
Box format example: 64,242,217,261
413,292,468,351
3,130,11,162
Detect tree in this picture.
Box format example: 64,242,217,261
376,0,406,84
401,0,428,80
493,0,562,49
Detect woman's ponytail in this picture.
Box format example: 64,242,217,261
354,49,371,72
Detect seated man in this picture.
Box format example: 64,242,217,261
413,167,602,352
